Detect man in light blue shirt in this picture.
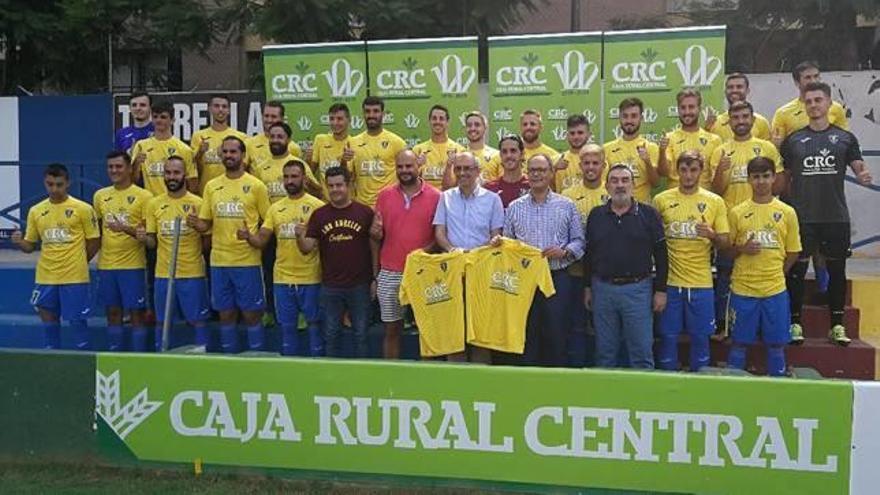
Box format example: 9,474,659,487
434,152,504,252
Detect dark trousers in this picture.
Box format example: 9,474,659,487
523,270,573,367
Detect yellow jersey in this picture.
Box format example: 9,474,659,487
412,138,466,188
350,129,407,207
484,142,560,181
144,192,206,279
729,198,801,297
311,133,353,197
470,145,499,182
262,194,324,285
561,182,608,277
663,128,721,189
707,111,771,142
199,173,270,267
464,239,555,354
244,133,302,172
654,187,729,288
131,136,197,196
93,184,153,270
554,150,584,192
399,250,467,357
252,154,318,204
24,196,99,285
709,138,782,209
191,127,248,191
771,97,849,139
603,136,660,203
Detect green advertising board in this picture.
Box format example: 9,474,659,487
263,42,368,149
488,33,603,151
602,27,726,142
96,354,852,494
366,37,479,148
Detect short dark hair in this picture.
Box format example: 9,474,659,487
210,93,231,105
429,104,449,120
606,163,634,181
803,81,831,98
324,165,351,183
619,97,644,114
268,122,292,138
747,156,776,175
362,96,384,111
106,150,131,165
283,159,306,175
792,60,820,82
152,101,173,117
728,100,754,115
498,134,524,152
566,114,589,130
265,101,285,117
328,103,350,117
465,111,487,126
726,72,750,88
130,91,151,105
165,155,186,169
676,150,704,170
45,163,69,180
222,136,246,153
676,88,702,106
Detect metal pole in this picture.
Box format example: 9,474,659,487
161,216,182,351
571,0,581,32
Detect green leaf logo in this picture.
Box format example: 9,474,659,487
294,61,310,74
640,48,659,63
522,52,539,67
402,57,418,71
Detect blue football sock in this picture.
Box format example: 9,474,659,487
107,325,124,351
220,324,239,353
767,345,786,377
308,323,324,357
193,324,209,347
247,324,264,351
689,335,711,372
281,324,299,356
70,319,90,351
728,344,746,370
130,326,147,352
657,335,679,371
43,322,61,349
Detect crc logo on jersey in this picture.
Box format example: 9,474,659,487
490,270,520,295
107,212,131,225
667,220,699,239
803,149,837,175
147,160,166,176
322,58,364,98
160,219,192,236
424,279,452,305
359,160,386,178
552,50,599,93
376,57,427,97
278,222,298,239
270,61,319,100
267,182,285,198
42,227,72,243
673,45,723,87
215,200,245,218
748,228,780,248
432,54,476,95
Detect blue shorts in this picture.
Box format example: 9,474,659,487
273,284,321,325
155,277,210,324
97,269,147,310
210,266,265,312
729,290,791,345
659,286,715,337
32,283,91,321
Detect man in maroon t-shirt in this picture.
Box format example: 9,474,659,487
298,166,374,357
485,135,529,208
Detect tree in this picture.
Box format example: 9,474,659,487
0,0,215,94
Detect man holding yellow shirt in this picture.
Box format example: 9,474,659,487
414,104,464,189
603,98,660,203
93,151,153,351
189,136,270,353
12,164,100,350
350,96,407,207
132,101,198,196
658,88,721,190
191,94,248,193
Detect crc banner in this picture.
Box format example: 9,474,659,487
263,42,368,149
603,26,726,142
96,354,852,494
367,37,479,147
488,33,602,150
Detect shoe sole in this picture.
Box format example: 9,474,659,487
830,339,851,347
789,339,805,346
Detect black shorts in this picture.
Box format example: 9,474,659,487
800,222,851,259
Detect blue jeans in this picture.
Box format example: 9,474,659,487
321,284,370,358
592,277,654,369
523,270,573,367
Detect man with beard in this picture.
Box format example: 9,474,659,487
413,104,465,189
771,61,849,143
350,96,407,207
246,101,303,172
554,114,592,192
372,150,441,359
116,92,153,153
243,160,325,357
93,151,153,351
298,167,375,358
654,151,729,371
658,89,721,190
709,101,782,335
484,110,559,180
138,157,210,351
189,137,270,353
462,111,498,181
705,73,771,142
308,103,355,199
603,98,660,203
192,94,248,193
132,101,198,196
583,164,667,369
485,135,530,208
